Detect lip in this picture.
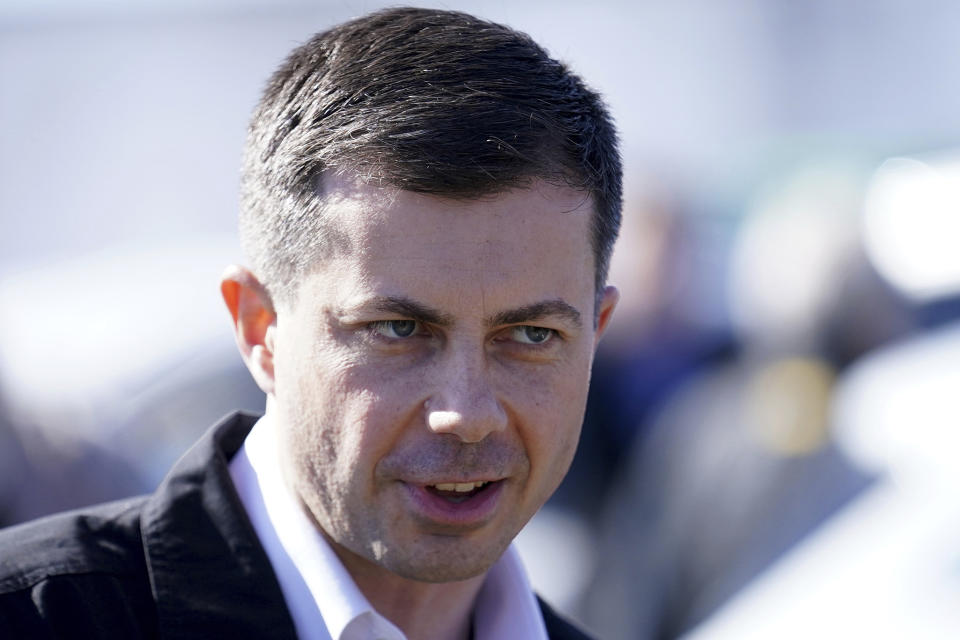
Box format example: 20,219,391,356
401,479,505,530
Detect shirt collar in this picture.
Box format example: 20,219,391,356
230,415,547,640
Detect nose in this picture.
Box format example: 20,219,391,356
426,350,508,443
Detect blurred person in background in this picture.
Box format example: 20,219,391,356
0,7,621,639
0,393,30,527
581,160,916,640
0,386,144,527
681,151,960,638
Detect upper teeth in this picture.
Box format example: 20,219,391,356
434,481,488,492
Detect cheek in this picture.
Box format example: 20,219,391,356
506,358,591,472
285,354,419,475
273,341,354,465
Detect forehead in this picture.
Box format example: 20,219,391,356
304,176,596,312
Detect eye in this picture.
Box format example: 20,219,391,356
509,325,555,345
370,319,420,339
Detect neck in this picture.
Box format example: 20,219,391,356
330,540,485,640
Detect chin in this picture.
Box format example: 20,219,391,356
376,539,508,584
387,558,494,584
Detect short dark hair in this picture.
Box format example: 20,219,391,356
240,7,621,308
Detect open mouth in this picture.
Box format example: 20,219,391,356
425,480,495,503
407,479,504,525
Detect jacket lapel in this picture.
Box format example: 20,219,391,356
141,412,298,639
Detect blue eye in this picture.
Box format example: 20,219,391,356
510,325,554,344
370,320,419,338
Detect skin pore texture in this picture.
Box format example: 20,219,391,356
222,175,618,640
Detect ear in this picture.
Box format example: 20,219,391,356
594,285,619,348
221,265,277,396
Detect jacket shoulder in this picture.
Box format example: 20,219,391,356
0,496,148,592
0,497,157,637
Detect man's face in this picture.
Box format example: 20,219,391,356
269,176,616,583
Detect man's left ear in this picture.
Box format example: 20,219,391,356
594,285,619,347
220,265,277,395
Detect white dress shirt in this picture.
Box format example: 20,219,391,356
229,416,549,640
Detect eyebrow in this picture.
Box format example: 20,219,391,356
373,296,455,327
367,296,583,330
488,299,583,330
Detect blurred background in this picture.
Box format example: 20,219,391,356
2,1,960,638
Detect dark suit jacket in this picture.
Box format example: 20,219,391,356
0,412,591,639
